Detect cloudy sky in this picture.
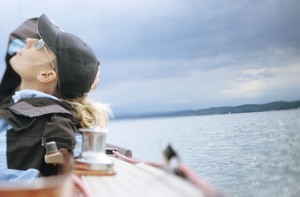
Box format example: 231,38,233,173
0,0,299,116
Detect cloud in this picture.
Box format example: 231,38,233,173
91,52,300,114
91,18,299,114
1,0,300,115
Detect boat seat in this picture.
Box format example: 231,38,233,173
0,174,73,197
0,149,74,197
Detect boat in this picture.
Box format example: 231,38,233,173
0,129,222,197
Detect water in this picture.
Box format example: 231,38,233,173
107,109,300,197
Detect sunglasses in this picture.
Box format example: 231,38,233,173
35,39,56,70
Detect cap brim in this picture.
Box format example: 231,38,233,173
37,13,59,54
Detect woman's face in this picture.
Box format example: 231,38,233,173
10,38,56,82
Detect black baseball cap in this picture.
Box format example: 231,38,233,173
37,14,99,99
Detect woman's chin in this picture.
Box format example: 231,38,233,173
9,56,19,73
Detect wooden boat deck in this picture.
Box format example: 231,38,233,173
79,157,205,197
0,146,208,197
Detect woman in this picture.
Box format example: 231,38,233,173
0,14,109,180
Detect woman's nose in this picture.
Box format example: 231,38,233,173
25,38,35,48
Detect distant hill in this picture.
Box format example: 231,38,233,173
115,100,300,119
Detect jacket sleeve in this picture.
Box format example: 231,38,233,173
42,114,77,151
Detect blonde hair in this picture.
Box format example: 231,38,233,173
63,97,111,128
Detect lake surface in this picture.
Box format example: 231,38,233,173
107,109,300,197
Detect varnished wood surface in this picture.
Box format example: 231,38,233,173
80,158,205,197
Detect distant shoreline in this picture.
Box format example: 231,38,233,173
114,100,300,120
